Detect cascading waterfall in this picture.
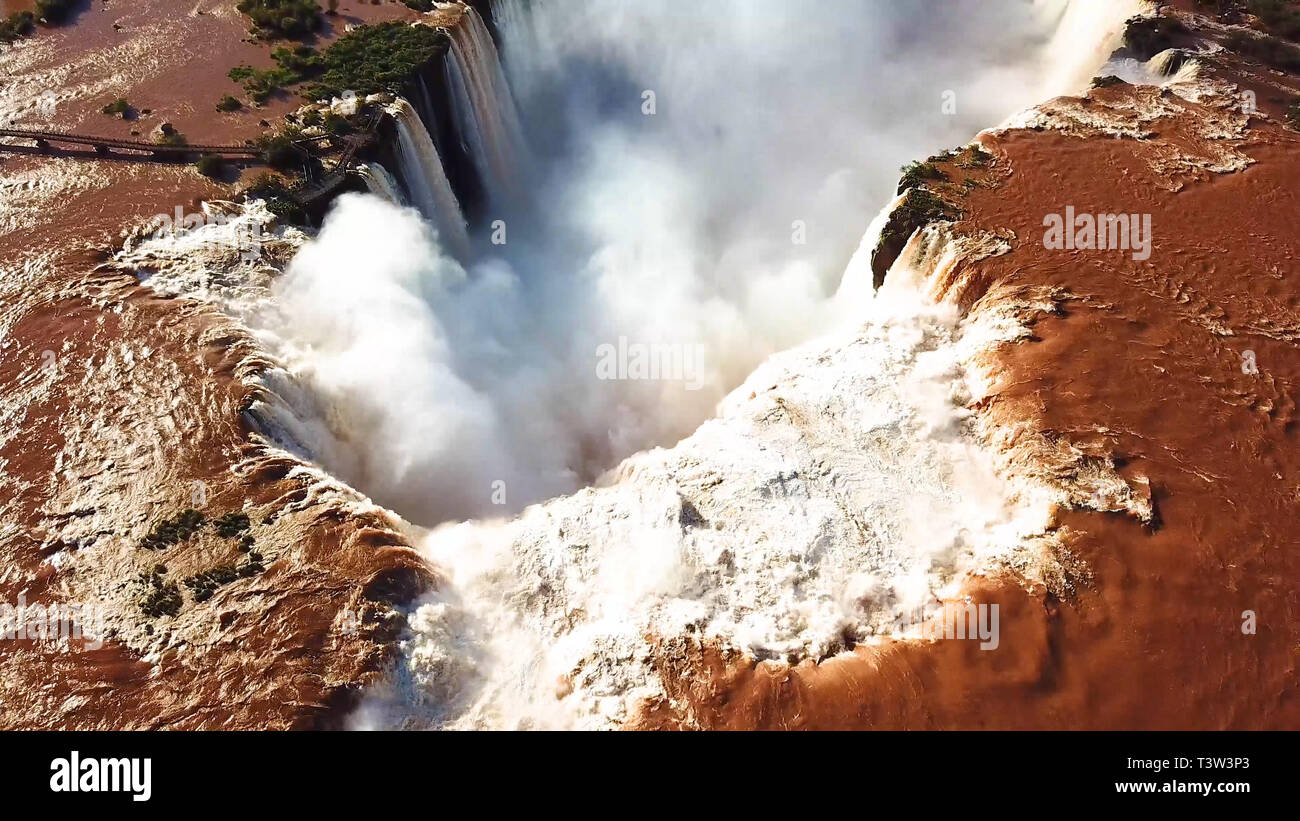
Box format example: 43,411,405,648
832,191,909,315
444,5,530,206
416,75,441,137
355,162,408,207
489,0,538,94
388,98,470,258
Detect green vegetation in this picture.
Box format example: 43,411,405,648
897,160,947,194
954,145,990,169
871,187,961,290
0,12,35,44
213,512,252,538
217,94,243,113
244,173,308,223
1250,0,1300,41
1226,28,1300,71
256,126,307,170
184,565,239,603
228,22,447,104
156,123,188,147
101,98,133,117
229,65,288,105
229,44,323,104
302,22,448,100
2,0,79,45
238,551,265,577
892,188,959,230
236,0,322,40
136,508,267,610
196,154,226,178
1091,74,1128,88
139,565,182,618
322,111,354,135
140,582,183,618
140,509,205,551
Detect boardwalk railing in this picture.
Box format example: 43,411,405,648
3,110,385,213
0,127,261,157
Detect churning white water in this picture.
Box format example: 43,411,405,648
227,0,1148,726
355,162,407,207
270,0,1141,526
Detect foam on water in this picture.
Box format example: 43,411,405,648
358,226,1059,730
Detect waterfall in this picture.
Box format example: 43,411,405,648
490,0,540,95
388,98,470,258
355,162,408,207
445,5,530,206
833,191,909,316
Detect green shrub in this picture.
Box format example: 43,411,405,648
954,145,989,169
236,0,322,40
897,160,947,194
257,126,307,170
101,98,132,117
229,65,291,105
35,0,77,24
184,565,240,602
322,111,354,135
213,512,252,538
229,45,323,104
244,173,307,223
140,581,183,618
1,0,77,44
871,187,961,290
196,154,225,178
140,509,205,551
228,23,447,103
0,11,36,43
156,123,188,146
303,22,449,100
1091,74,1128,88
217,95,243,113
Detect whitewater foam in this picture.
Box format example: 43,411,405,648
368,228,1058,730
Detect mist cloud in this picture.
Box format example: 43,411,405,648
267,0,1139,524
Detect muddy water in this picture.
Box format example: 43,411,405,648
0,0,437,729
636,70,1300,729
5,0,1299,731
